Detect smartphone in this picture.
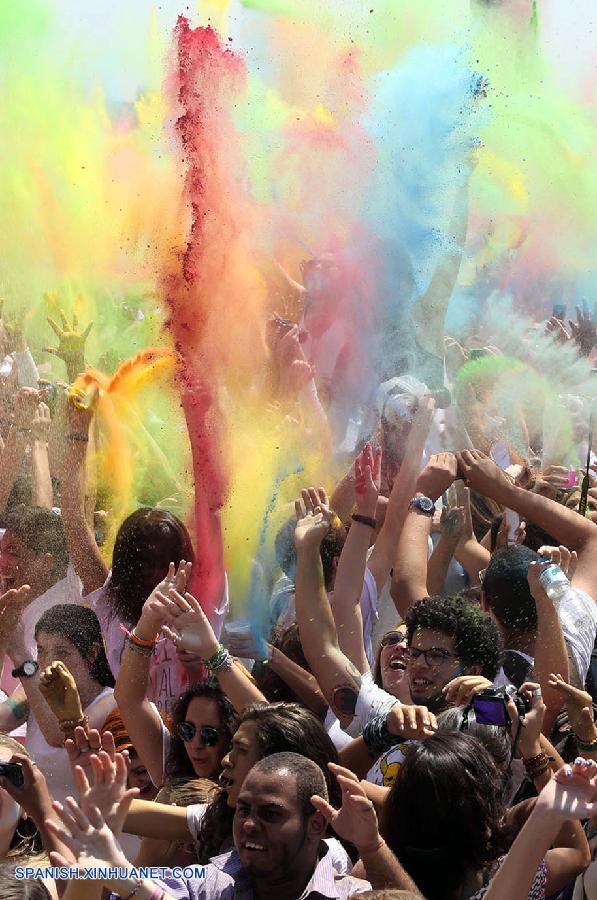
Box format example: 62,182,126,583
552,304,566,321
504,508,520,543
472,695,508,727
0,762,24,787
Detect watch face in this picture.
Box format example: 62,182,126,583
418,497,434,513
23,661,37,676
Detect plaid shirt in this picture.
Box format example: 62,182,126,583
155,845,371,900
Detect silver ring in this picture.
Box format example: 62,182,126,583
532,688,542,697
313,506,321,513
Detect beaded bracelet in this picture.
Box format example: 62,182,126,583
523,751,553,778
576,736,597,753
59,714,89,733
205,644,233,674
362,712,396,758
126,638,154,658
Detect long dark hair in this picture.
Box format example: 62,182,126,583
382,732,512,900
108,507,194,623
196,701,340,863
34,604,114,687
165,682,236,781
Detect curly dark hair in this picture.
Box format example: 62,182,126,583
195,701,340,863
405,595,502,680
164,682,236,781
382,731,512,900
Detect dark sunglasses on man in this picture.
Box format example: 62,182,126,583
176,722,221,747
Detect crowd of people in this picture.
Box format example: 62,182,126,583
0,269,596,900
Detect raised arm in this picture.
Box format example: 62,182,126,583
332,444,382,674
457,449,597,597
114,562,193,787
30,401,53,508
426,505,465,596
391,453,458,619
367,402,434,594
294,488,366,728
60,400,108,596
152,587,267,712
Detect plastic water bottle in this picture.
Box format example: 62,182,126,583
538,563,570,602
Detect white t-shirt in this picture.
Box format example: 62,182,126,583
26,686,115,805
494,587,597,689
366,742,411,787
324,708,353,750
342,671,397,739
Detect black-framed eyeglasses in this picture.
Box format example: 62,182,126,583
406,647,460,668
176,722,221,747
380,631,408,648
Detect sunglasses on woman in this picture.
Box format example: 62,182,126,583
176,722,221,746
380,631,408,648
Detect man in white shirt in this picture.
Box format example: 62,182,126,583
0,506,81,697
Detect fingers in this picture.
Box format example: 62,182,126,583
59,309,69,331
47,317,62,338
310,794,335,823
82,321,93,340
101,730,116,760
294,499,304,521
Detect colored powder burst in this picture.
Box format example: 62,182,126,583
1,0,596,620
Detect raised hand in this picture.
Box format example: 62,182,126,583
39,661,84,722
0,753,55,830
294,487,334,551
440,505,465,542
13,386,41,430
387,703,438,740
71,750,138,837
0,586,31,636
65,727,117,774
137,560,192,638
534,759,597,821
505,682,546,760
416,452,458,502
568,305,597,357
442,674,492,707
354,443,382,518
45,797,132,871
536,545,578,580
548,672,596,745
31,402,51,442
149,588,219,661
310,762,382,855
45,310,92,371
456,449,512,499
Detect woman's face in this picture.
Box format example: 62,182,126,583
35,631,96,690
219,720,261,809
380,625,409,696
0,746,22,850
127,752,158,802
181,697,229,782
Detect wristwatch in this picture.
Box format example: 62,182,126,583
12,660,39,679
409,496,436,516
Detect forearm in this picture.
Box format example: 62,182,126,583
266,647,327,717
359,838,422,894
114,644,166,787
216,661,267,712
19,679,66,746
338,737,377,780
454,538,490,585
534,605,569,736
330,471,356,523
124,799,189,840
61,435,107,595
61,878,102,900
483,810,560,900
31,441,53,508
391,510,431,619
492,483,596,553
332,522,373,673
427,536,458,595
